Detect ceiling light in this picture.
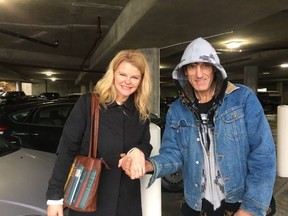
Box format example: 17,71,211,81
51,78,56,81
71,2,123,10
226,41,242,49
280,63,288,68
46,72,52,76
258,88,267,92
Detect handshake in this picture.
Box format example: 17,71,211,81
118,148,154,179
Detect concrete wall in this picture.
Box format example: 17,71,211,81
31,80,82,97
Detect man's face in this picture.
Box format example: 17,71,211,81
185,62,215,93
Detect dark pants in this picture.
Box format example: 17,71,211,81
181,197,276,216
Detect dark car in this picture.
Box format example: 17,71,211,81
0,99,164,153
257,91,281,114
0,91,27,105
150,113,165,137
39,92,60,100
0,100,74,153
0,98,182,191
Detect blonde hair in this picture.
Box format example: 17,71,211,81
94,50,152,120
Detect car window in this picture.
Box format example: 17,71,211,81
32,104,73,126
10,109,32,122
2,91,25,97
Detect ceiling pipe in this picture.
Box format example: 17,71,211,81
80,16,102,70
0,28,58,48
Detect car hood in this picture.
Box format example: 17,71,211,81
0,148,56,216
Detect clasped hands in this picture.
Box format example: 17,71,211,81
118,148,146,179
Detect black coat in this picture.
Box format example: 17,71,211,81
46,93,152,216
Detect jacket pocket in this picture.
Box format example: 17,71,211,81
170,119,197,149
219,107,246,142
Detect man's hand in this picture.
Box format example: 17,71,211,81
234,209,254,216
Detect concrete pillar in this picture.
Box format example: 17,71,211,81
16,82,22,91
89,81,95,93
276,82,283,104
244,66,258,94
80,84,87,93
139,48,160,116
282,81,288,105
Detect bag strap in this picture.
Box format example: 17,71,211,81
89,93,99,158
89,93,110,169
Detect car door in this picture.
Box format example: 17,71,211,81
28,103,74,153
11,103,74,153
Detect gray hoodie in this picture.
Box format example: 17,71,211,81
172,37,228,103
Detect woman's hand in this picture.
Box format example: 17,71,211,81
47,204,64,216
118,148,145,179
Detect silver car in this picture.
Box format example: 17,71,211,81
0,137,56,216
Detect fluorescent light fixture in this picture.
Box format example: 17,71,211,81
257,88,267,92
46,72,52,76
226,41,242,49
51,77,56,81
72,2,123,10
280,63,288,68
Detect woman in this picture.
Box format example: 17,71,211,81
46,50,153,216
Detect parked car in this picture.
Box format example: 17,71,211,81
0,98,183,192
0,91,27,105
150,113,165,137
0,100,75,153
39,92,60,100
257,91,281,114
64,93,83,100
0,137,60,216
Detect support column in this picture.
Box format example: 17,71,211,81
283,81,288,104
81,84,87,93
244,66,258,93
277,82,283,104
16,82,22,91
89,81,95,93
139,48,160,116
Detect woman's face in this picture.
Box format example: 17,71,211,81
114,61,142,103
185,62,214,93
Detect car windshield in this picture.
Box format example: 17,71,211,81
1,91,25,97
0,137,19,156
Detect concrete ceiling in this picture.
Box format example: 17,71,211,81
0,0,288,88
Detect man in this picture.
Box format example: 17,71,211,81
120,37,276,216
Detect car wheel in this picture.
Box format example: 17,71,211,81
161,170,183,192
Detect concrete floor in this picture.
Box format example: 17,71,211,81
162,114,288,216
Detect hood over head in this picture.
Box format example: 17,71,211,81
172,37,227,87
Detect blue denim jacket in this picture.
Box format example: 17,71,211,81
149,83,276,216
